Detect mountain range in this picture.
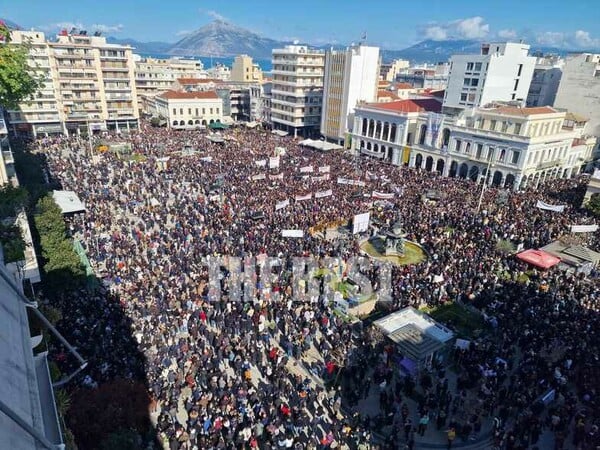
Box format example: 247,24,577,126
5,18,598,63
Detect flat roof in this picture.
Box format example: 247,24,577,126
52,190,86,214
374,306,454,344
541,241,600,267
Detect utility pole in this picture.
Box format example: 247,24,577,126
476,148,494,213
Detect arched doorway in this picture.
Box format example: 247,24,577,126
441,128,450,148
415,153,423,169
216,119,221,123
436,158,445,174
202,120,207,126
504,174,515,189
469,165,480,182
419,124,427,145
195,120,200,125
172,120,178,126
188,120,193,126
179,120,185,126
459,163,469,178
449,161,458,177
390,123,397,142
387,147,393,161
209,119,215,124
492,170,503,186
425,156,434,171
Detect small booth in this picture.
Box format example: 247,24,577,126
515,249,561,270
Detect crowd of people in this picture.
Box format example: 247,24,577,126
27,122,600,449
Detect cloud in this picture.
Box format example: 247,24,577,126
498,29,518,40
201,9,228,22
91,23,123,33
175,30,191,37
534,29,600,49
421,16,490,41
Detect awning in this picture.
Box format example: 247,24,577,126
298,139,343,151
52,190,86,214
208,122,229,130
516,249,561,269
272,130,288,137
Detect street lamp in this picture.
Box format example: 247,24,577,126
476,147,495,213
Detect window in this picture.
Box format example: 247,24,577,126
512,151,520,165
202,108,206,114
514,123,521,134
464,142,471,155
460,93,468,102
501,122,509,133
467,93,476,102
471,78,479,87
210,108,213,114
466,62,474,71
490,120,497,131
517,64,523,77
513,79,519,91
498,149,506,162
179,108,183,115
476,143,483,159
463,78,470,86
474,62,482,71
173,108,176,115
455,139,462,152
195,108,199,116
216,108,219,114
188,108,192,115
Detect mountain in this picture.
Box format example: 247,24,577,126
0,18,21,30
168,20,285,59
105,36,172,54
383,39,481,63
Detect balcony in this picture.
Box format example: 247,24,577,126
537,159,564,170
2,150,14,164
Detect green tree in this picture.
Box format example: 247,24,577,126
99,429,143,450
0,24,43,109
587,193,600,217
0,185,29,218
0,222,25,262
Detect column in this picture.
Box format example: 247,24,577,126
442,160,450,177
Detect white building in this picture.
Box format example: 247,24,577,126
7,30,139,136
554,53,600,137
206,63,231,81
320,45,380,144
381,58,409,82
395,63,450,89
153,90,223,129
134,56,204,109
443,42,536,115
526,55,563,107
409,105,593,190
271,45,325,137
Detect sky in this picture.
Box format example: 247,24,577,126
3,0,600,50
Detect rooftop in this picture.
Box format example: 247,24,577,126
365,98,442,114
176,77,219,85
158,90,220,100
377,90,399,100
484,105,560,117
395,82,414,90
374,307,455,344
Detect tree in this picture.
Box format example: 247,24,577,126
0,222,25,262
0,23,43,109
0,184,29,218
587,193,600,217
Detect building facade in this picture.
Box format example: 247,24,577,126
320,45,380,144
7,30,139,137
395,63,450,89
380,58,410,82
443,42,536,115
271,45,325,137
231,55,263,83
153,90,223,129
526,55,563,107
134,56,204,109
554,53,600,137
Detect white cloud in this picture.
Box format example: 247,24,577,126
38,21,84,32
421,16,490,41
201,9,228,22
175,30,191,37
498,29,518,40
534,30,600,49
91,23,124,33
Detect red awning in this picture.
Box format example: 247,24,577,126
516,249,561,269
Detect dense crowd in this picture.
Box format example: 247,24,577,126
29,123,600,449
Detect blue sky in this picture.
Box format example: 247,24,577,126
3,0,600,49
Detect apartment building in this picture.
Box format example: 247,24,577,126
271,45,325,137
395,63,450,89
554,53,600,137
526,55,563,107
380,58,410,82
6,30,139,137
231,55,263,83
320,45,380,144
135,56,204,108
443,42,536,115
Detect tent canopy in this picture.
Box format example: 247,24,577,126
208,122,229,130
52,190,86,214
516,249,560,269
298,138,343,151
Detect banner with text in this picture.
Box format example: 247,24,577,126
353,212,371,235
315,189,333,199
570,224,599,233
372,191,395,200
337,177,366,187
318,165,330,173
295,193,312,201
536,200,565,213
269,156,280,169
282,229,304,238
300,165,314,173
275,199,290,211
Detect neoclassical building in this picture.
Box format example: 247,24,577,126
353,101,597,190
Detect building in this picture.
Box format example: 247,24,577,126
134,56,204,110
351,98,443,165
526,55,563,107
206,63,231,81
153,90,223,129
249,81,272,124
583,169,600,204
373,307,455,372
231,55,263,83
271,45,325,137
380,58,409,82
395,63,450,89
0,250,64,450
320,45,380,144
443,42,536,115
554,53,600,137
7,29,139,137
409,105,593,190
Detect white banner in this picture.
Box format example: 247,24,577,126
300,165,314,173
337,177,366,187
255,159,267,167
275,199,290,211
251,173,266,181
295,193,312,201
282,229,304,238
318,165,330,173
315,189,333,199
570,224,599,233
372,191,395,200
536,200,565,213
200,156,213,162
353,212,371,235
274,146,286,156
311,174,329,182
269,156,280,169
271,173,284,180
